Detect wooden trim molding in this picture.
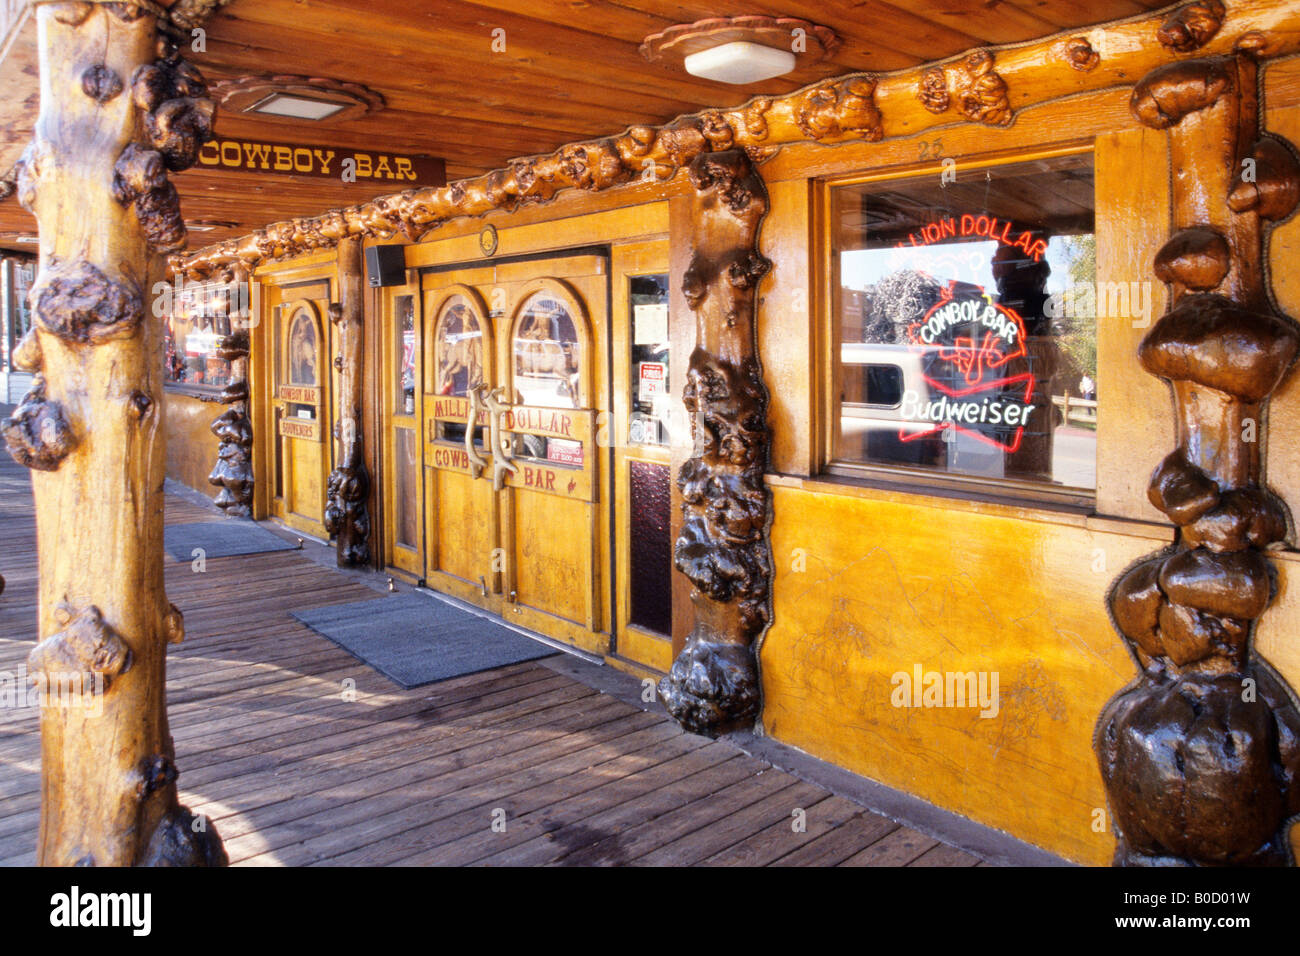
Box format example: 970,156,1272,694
1095,52,1300,866
658,149,773,736
173,0,1300,280
2,1,226,866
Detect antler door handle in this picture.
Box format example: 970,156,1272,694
464,384,518,492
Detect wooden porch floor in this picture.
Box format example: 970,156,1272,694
0,452,985,866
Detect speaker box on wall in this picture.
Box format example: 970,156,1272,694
365,244,406,287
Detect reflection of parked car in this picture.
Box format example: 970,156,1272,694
841,343,931,433
840,342,1004,475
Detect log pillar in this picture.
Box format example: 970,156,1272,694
209,266,254,516
2,1,225,866
1096,52,1300,866
658,150,773,736
324,237,370,566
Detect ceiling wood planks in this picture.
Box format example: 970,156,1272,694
1,0,1174,249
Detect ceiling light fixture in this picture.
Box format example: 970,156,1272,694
641,16,840,86
683,41,796,85
246,92,349,121
186,220,239,233
210,75,385,124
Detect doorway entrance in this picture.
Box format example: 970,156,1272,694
420,252,610,655
265,282,333,539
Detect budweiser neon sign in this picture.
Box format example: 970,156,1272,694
900,281,1037,453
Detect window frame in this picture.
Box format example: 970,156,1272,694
163,280,238,397
817,145,1098,512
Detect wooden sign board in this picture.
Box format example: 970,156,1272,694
507,460,592,502
502,406,593,443
278,384,322,404
428,442,486,475
427,395,488,425
196,138,445,187
279,417,322,442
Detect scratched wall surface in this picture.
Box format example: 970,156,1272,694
760,485,1160,865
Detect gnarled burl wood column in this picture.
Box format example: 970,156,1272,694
1096,52,1300,866
2,2,224,866
208,268,254,516
323,237,370,566
659,150,772,736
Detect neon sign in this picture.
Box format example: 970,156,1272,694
900,281,1037,453
893,215,1048,261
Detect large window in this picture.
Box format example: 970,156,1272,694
830,153,1098,498
164,282,235,391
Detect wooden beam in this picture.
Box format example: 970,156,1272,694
175,0,1300,279
2,0,225,867
1097,49,1300,865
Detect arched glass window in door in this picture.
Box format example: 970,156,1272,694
434,294,486,444
511,286,587,465
512,291,581,409
287,307,319,386
435,296,485,398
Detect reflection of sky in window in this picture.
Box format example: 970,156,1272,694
841,237,1082,297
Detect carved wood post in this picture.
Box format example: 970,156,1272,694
1096,51,1300,866
324,237,370,566
2,1,224,866
658,150,773,736
208,267,254,516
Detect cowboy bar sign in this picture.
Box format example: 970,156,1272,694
900,282,1037,452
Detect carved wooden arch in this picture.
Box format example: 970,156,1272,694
506,277,593,410
426,282,493,398
280,297,324,389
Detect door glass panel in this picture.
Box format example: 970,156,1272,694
394,426,419,548
288,308,318,386
513,292,580,409
434,295,486,443
629,460,672,636
513,290,584,465
629,275,670,446
396,294,416,415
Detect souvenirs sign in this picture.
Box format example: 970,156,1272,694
278,417,322,441
900,281,1037,453
196,138,445,186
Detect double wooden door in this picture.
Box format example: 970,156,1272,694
418,256,610,655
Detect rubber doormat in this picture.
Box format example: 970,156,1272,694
164,521,299,561
292,591,558,689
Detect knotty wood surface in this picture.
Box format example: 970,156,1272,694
0,449,982,866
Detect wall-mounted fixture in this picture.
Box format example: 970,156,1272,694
641,16,840,85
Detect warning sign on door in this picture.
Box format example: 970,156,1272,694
638,362,666,404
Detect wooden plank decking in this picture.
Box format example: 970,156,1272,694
0,453,985,866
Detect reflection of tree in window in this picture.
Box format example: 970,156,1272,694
514,296,579,408
289,311,317,385
437,301,483,397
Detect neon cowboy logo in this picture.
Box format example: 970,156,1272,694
901,281,1037,453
